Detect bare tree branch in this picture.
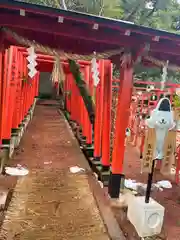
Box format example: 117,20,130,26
61,0,67,10
145,0,159,18
124,2,141,21
139,0,159,24
98,0,104,16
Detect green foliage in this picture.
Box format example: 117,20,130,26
173,95,180,107
18,0,180,32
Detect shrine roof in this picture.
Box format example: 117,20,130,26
1,0,180,66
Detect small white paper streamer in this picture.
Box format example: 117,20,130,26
91,52,100,87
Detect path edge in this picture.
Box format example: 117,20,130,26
58,109,126,240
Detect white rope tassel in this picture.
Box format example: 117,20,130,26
51,57,58,83
161,60,169,90
91,52,100,87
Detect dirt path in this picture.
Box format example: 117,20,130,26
0,100,109,240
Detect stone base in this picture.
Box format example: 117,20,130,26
22,113,31,130
108,173,125,198
84,145,94,158
110,191,136,208
14,131,21,149
0,188,9,210
91,158,101,172
127,196,165,238
96,166,110,186
0,149,8,174
9,137,15,158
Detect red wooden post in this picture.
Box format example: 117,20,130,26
23,55,28,119
35,71,40,97
64,74,68,111
108,60,133,198
85,66,93,145
81,66,92,144
77,84,82,126
101,60,112,169
68,74,72,116
67,74,71,113
70,73,75,121
93,60,104,161
0,48,4,143
19,52,25,123
79,67,86,138
74,80,79,124
83,69,89,141
12,47,21,130
1,47,14,143
80,96,84,133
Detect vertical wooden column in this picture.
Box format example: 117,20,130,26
101,60,112,170
79,68,85,136
21,55,27,121
93,60,104,161
0,48,4,144
12,48,21,131
1,47,14,143
27,76,32,111
66,73,71,114
68,74,72,116
82,67,88,140
30,76,34,107
32,72,38,101
64,74,68,112
77,83,82,126
70,73,75,121
73,80,79,124
85,65,92,145
35,71,40,98
108,60,133,198
19,52,25,124
80,66,91,143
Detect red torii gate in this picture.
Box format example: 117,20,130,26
1,0,180,198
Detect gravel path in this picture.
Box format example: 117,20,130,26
0,100,109,240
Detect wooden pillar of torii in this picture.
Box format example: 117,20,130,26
108,53,133,198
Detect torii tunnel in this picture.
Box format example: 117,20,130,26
0,0,180,239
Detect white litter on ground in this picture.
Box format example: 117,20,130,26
124,179,172,191
170,167,180,175
93,172,98,179
98,181,104,188
5,165,29,176
69,166,85,173
44,161,52,165
156,180,172,189
124,179,142,191
171,168,176,174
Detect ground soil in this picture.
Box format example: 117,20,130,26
114,145,180,240
110,93,180,240
0,100,110,240
1,97,180,239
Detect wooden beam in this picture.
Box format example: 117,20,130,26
1,13,180,57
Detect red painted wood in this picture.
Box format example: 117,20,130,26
2,13,180,57
101,61,112,166
0,49,4,143
94,60,104,158
111,64,133,174
1,47,14,140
